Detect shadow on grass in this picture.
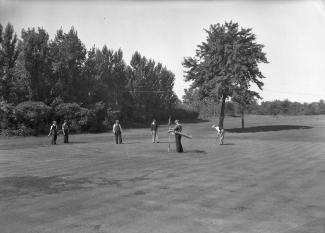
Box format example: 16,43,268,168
185,149,207,154
120,142,140,144
226,125,312,133
152,141,174,144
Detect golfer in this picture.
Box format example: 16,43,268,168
48,121,58,145
151,119,159,143
169,120,183,152
112,120,123,144
62,120,69,143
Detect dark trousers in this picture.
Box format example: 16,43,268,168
51,134,57,145
175,134,183,152
115,132,122,144
63,129,69,143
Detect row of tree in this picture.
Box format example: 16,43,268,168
0,23,197,135
183,91,325,118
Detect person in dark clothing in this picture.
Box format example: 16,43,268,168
48,121,58,145
62,120,69,143
170,120,183,152
151,119,159,143
112,120,123,144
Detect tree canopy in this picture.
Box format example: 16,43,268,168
183,21,268,128
0,22,195,135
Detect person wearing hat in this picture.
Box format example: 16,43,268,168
62,120,70,143
112,120,123,144
169,120,183,152
48,121,58,145
151,119,159,143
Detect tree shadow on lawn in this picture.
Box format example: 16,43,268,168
184,149,207,154
226,125,312,133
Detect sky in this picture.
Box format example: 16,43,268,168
1,0,325,103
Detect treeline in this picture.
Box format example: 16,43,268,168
183,89,325,118
0,23,198,135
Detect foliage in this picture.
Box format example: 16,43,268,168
0,23,197,135
172,104,200,121
0,98,16,128
15,101,51,134
19,27,51,103
86,101,109,132
183,21,268,128
54,102,94,132
185,98,325,118
0,23,19,103
49,27,87,103
128,51,178,122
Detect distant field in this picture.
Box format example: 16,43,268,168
0,115,325,233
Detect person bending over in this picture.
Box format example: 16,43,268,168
212,124,224,145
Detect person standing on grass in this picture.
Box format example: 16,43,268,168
62,120,69,143
112,120,123,144
151,119,159,143
48,121,58,145
169,120,183,152
212,124,224,145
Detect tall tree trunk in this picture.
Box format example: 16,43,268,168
241,106,245,129
218,95,226,129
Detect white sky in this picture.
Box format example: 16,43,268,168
1,0,325,103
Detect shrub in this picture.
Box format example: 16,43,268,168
87,102,109,132
55,102,82,119
0,99,16,129
54,102,94,133
15,101,52,135
1,124,33,137
172,108,199,121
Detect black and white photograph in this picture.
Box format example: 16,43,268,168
0,0,325,232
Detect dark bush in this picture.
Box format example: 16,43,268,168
15,101,52,135
87,102,109,132
0,99,16,129
54,102,94,133
172,108,199,121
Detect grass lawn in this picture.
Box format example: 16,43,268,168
0,115,325,233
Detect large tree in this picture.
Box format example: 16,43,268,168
183,21,268,128
128,51,177,121
0,23,19,103
19,27,51,102
49,27,86,103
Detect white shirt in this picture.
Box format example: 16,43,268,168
213,126,224,134
112,123,122,133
